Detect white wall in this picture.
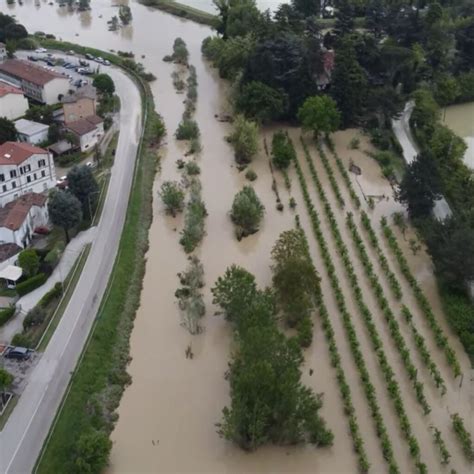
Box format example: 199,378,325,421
18,128,49,145
79,128,99,152
0,93,29,120
42,77,71,105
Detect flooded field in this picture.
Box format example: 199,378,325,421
9,1,473,473
444,102,474,169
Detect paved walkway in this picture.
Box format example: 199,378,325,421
0,227,97,344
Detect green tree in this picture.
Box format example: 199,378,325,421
48,190,82,243
228,115,259,165
159,181,185,217
25,105,55,125
74,430,112,474
118,5,132,25
398,151,441,219
434,75,460,108
236,81,288,123
92,74,115,96
226,0,262,38
0,117,17,144
67,165,99,220
216,35,255,80
297,95,341,138
271,131,294,169
334,0,355,37
331,39,367,127
230,186,264,239
0,367,13,407
78,0,90,11
292,0,319,17
18,249,40,278
172,37,189,65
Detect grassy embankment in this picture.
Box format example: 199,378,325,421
33,41,165,473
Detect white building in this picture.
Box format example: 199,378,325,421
15,119,49,145
0,59,70,105
0,81,29,120
0,192,49,248
66,115,104,152
0,142,57,207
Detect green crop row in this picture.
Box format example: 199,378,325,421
313,141,345,208
324,139,362,209
346,213,431,413
299,137,426,473
401,306,446,394
293,145,400,474
360,211,402,300
430,426,452,465
295,216,370,473
380,218,461,378
451,413,474,462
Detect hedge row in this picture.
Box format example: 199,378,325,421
360,211,402,300
346,212,431,413
324,138,362,208
0,306,16,326
293,142,400,474
16,273,47,297
299,137,426,473
401,306,446,394
314,141,345,208
296,216,370,473
380,218,461,377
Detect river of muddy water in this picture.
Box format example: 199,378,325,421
444,101,474,169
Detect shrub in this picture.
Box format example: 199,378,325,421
18,249,40,278
230,186,264,239
23,306,47,330
39,282,63,308
245,169,257,181
271,131,294,170
73,430,112,474
175,119,200,140
180,180,207,253
16,273,47,296
159,181,185,217
45,242,65,269
349,137,360,149
228,115,258,165
172,37,189,65
185,161,201,175
187,137,202,155
0,306,15,326
11,332,32,348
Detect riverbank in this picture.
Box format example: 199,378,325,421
33,45,165,473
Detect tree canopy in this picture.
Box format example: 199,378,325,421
67,165,99,220
48,190,82,243
0,117,17,144
230,185,264,239
92,74,115,96
298,95,341,138
18,249,40,278
228,115,259,164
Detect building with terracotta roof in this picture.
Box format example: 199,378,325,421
0,192,49,248
0,80,29,120
0,142,56,207
0,59,70,105
62,85,97,124
66,114,104,152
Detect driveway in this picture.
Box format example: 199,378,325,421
0,58,142,474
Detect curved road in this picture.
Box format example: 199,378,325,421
0,64,142,474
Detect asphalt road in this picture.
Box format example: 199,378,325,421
0,61,142,474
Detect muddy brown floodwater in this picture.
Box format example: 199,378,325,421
10,2,473,472
444,101,474,169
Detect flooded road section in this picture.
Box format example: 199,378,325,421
10,2,473,473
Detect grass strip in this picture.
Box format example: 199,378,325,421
380,218,461,377
301,137,426,472
34,50,165,473
0,395,18,431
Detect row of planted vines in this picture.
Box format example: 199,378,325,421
319,133,471,470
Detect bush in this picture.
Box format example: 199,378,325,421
16,273,47,296
187,137,202,155
159,181,185,217
180,180,207,253
271,131,294,170
23,306,47,330
11,332,32,348
245,169,257,181
185,161,200,175
175,119,200,140
230,186,264,239
45,242,65,268
18,249,40,278
349,137,360,149
456,72,474,102
39,282,63,308
228,115,258,165
74,430,112,474
0,306,15,326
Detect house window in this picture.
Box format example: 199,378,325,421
41,170,46,178
2,185,6,192
12,181,16,189
20,167,24,175
38,159,46,168
34,173,37,180
0,174,4,182
27,165,31,172
27,176,31,183
10,170,17,178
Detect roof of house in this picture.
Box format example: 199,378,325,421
48,140,75,155
0,59,65,86
0,265,22,282
0,142,48,166
66,115,103,136
0,81,24,98
62,85,97,103
0,192,47,231
14,119,49,137
0,242,22,264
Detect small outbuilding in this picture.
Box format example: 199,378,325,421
0,264,22,289
15,119,49,145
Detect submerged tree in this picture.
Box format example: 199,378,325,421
159,181,185,217
298,95,340,139
228,115,259,165
119,5,132,25
230,186,264,239
271,131,294,170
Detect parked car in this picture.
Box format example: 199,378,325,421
35,47,47,53
103,59,110,66
85,53,95,60
79,59,89,67
67,50,75,55
34,226,51,235
5,347,30,361
27,55,38,61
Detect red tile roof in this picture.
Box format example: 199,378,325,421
0,59,64,86
0,142,48,166
67,115,103,136
0,192,47,231
0,82,24,98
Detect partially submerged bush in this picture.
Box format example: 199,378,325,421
271,131,295,170
228,115,258,165
245,169,257,181
185,161,201,176
180,180,207,253
230,186,264,240
159,181,185,217
176,119,200,141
